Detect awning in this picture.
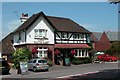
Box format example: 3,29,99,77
54,44,90,49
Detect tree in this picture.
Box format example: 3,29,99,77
13,48,31,68
106,41,120,59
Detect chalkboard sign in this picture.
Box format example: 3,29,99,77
20,61,29,74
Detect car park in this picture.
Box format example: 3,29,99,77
0,58,10,75
97,54,118,62
28,58,49,72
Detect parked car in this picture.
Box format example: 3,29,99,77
97,54,118,62
0,58,10,75
28,58,49,72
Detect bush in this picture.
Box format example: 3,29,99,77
81,57,92,64
13,48,31,68
72,58,83,65
72,57,92,65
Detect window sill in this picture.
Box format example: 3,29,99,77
34,37,48,39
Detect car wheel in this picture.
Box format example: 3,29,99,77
109,60,112,62
46,69,49,71
114,60,117,62
33,67,37,72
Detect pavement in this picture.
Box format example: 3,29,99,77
1,62,120,80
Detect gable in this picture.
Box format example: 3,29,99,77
25,15,55,44
95,32,111,51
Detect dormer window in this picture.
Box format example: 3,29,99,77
34,29,47,38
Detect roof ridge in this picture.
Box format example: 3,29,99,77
47,15,70,20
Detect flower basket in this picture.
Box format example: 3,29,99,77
54,49,60,55
70,50,76,55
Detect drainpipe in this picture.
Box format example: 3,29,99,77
23,30,26,43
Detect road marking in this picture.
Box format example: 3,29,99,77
56,71,99,78
105,61,118,63
33,72,50,75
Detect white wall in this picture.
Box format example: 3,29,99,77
13,16,54,45
26,16,54,44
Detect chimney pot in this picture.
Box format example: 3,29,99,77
22,13,24,17
20,13,29,23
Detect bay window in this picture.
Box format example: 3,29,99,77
74,49,89,57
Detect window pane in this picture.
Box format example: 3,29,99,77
33,60,37,63
44,51,47,57
42,30,46,37
44,60,47,63
34,29,39,37
82,50,84,56
38,60,47,63
75,50,77,56
38,51,42,58
39,29,42,37
79,50,81,56
61,33,64,38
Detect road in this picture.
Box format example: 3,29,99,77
1,62,119,80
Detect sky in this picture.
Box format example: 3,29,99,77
1,2,119,41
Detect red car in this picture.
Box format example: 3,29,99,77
97,54,118,62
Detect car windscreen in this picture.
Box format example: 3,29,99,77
38,60,47,63
33,60,37,63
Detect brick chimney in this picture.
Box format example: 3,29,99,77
20,13,29,23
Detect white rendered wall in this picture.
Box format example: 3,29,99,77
26,16,54,44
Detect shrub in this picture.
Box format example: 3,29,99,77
80,57,92,64
72,57,92,65
13,48,31,68
72,57,83,65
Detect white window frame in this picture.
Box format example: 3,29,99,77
74,49,89,57
37,47,48,58
34,29,47,38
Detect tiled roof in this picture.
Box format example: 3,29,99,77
90,33,98,42
13,12,91,33
105,31,119,41
92,32,119,41
95,32,111,51
47,16,91,33
92,32,102,40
